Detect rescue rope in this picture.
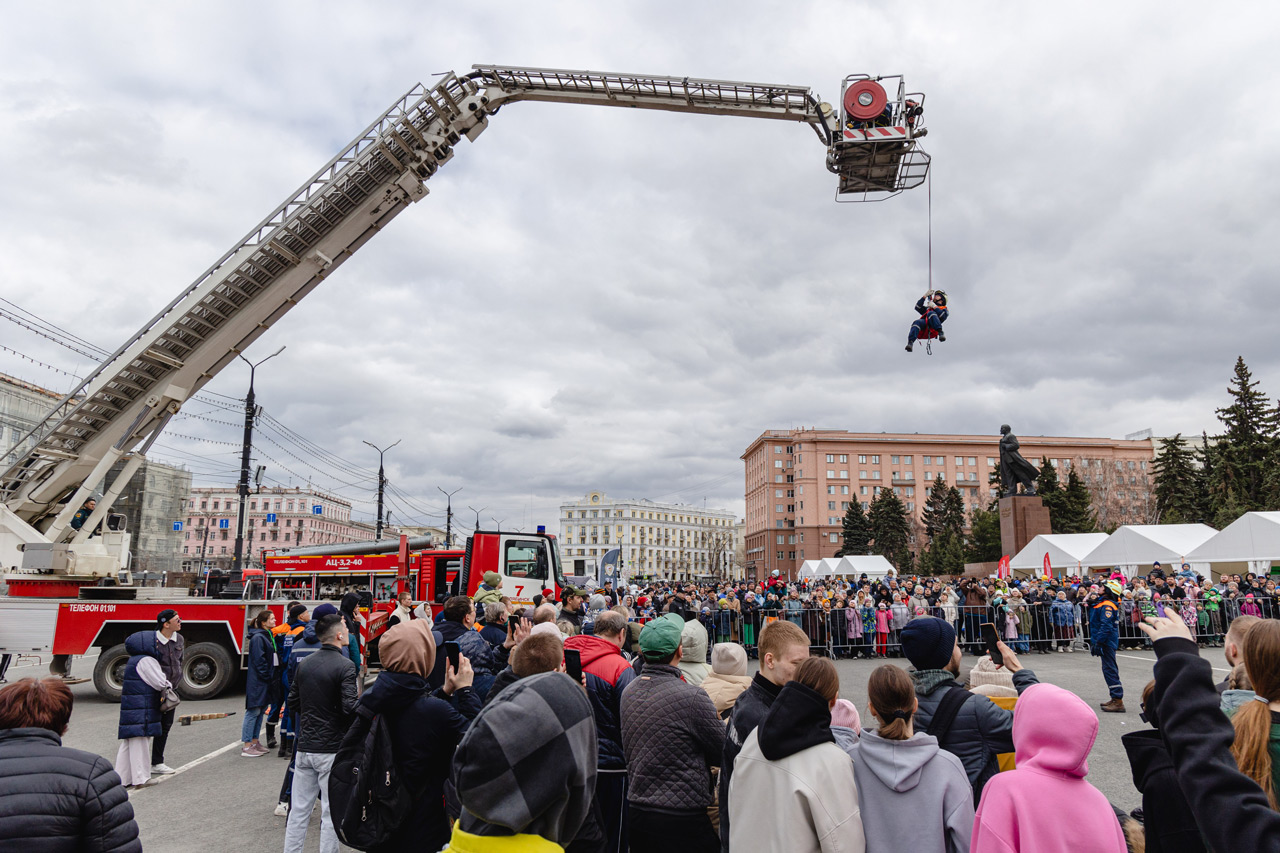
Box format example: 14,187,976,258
925,169,934,356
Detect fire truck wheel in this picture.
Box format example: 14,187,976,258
92,644,130,703
177,642,235,700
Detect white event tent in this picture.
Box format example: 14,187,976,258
1080,524,1216,574
1185,512,1280,578
1010,533,1110,576
797,555,896,580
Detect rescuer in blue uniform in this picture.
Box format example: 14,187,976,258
906,291,948,352
1090,579,1125,713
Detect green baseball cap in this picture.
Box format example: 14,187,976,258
639,613,685,662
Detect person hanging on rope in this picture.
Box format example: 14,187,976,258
905,290,947,353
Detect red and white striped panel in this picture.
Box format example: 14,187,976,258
844,126,908,141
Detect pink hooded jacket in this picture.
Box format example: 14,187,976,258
970,683,1125,853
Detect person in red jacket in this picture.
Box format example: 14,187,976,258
565,610,637,853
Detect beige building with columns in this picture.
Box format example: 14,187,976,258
742,428,1157,581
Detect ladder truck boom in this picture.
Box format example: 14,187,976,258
1,65,929,585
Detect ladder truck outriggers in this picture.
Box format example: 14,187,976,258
0,66,929,699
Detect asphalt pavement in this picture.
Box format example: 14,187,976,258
3,642,1230,852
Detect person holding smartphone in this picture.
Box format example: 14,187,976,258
899,616,1040,807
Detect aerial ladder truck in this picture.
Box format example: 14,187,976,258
0,66,929,698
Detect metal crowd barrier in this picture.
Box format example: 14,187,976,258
681,595,1278,660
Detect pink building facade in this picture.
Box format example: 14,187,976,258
180,485,391,571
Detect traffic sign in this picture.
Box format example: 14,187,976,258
173,521,183,532
266,513,277,523
313,505,323,515
219,518,230,529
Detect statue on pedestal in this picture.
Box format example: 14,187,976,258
999,424,1040,496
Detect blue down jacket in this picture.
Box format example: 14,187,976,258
117,631,162,740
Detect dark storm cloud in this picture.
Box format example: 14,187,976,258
1,1,1275,528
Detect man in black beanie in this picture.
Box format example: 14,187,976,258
900,616,1039,806
151,609,184,774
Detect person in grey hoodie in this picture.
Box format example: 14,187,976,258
850,664,973,853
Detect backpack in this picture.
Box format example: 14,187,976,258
329,704,412,850
926,684,971,747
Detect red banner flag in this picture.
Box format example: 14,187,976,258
997,555,1011,579
1043,552,1052,579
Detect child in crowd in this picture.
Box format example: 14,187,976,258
875,603,891,658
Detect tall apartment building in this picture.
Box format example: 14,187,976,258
181,485,391,572
107,458,193,576
743,429,1157,580
559,491,740,582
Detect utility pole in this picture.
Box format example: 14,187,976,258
232,346,284,582
438,486,461,547
467,506,487,531
362,439,400,539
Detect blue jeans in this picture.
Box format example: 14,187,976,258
908,314,943,344
241,705,266,743
1099,642,1122,699
284,751,337,853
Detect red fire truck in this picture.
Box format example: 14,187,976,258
0,530,566,701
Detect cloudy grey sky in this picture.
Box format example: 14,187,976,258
2,1,1276,528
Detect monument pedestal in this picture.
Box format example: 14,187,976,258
999,496,1052,561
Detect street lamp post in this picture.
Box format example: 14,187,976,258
362,439,401,539
438,486,461,547
232,347,284,582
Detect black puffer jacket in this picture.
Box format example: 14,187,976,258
1121,729,1206,853
620,663,725,811
0,728,141,852
911,667,1038,804
356,671,480,852
287,644,357,754
1151,637,1280,853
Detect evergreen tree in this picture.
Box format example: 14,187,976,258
868,488,913,573
838,499,871,556
1035,456,1070,531
1058,469,1098,533
921,475,949,538
1208,356,1278,520
919,483,967,576
989,462,1006,499
965,505,1003,563
943,484,967,533
1151,434,1204,523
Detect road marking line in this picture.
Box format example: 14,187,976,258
134,740,242,789
1116,652,1229,673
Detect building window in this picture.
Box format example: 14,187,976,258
872,471,881,480
891,455,900,464
871,455,880,464
827,470,835,478
826,454,835,463
967,457,977,466
828,501,836,510
860,486,868,495
903,455,912,464
841,485,850,495
839,454,848,463
858,455,867,464
860,470,868,479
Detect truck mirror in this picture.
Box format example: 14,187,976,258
537,547,548,578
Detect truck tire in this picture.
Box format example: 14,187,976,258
178,641,235,700
92,644,130,703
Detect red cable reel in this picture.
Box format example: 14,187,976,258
843,79,888,122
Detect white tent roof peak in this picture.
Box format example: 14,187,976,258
1081,523,1217,568
1010,533,1111,571
1186,512,1280,563
796,554,896,578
